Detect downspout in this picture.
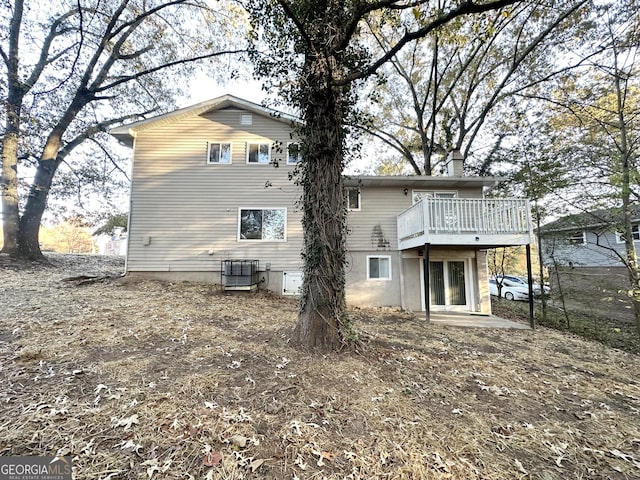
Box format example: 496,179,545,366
124,133,136,276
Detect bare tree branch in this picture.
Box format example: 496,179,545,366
335,0,521,86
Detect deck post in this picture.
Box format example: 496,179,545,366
424,243,431,323
526,244,535,329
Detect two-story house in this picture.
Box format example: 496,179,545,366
110,95,534,317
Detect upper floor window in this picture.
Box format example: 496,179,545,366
346,188,360,211
287,142,301,165
247,142,271,164
207,142,232,164
238,208,286,241
568,231,586,245
412,190,457,204
616,224,640,243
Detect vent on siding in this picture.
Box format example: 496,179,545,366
240,114,253,125
283,271,303,296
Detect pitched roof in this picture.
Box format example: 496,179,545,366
110,94,299,147
538,205,640,234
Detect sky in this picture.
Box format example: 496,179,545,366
182,72,267,107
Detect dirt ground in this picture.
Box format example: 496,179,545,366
1,254,639,479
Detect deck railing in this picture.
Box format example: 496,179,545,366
397,198,531,245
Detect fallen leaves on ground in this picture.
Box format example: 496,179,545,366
0,254,639,479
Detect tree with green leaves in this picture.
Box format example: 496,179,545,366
244,0,522,350
93,213,128,236
1,0,246,260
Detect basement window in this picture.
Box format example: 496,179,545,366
367,256,391,280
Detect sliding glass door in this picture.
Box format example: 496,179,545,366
423,260,469,311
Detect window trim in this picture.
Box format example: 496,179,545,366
567,231,586,245
287,142,302,165
616,224,640,244
367,255,392,280
206,141,232,164
346,187,361,211
246,142,271,164
237,207,287,242
411,190,458,204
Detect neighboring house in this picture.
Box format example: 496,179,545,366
537,207,640,268
537,207,640,319
110,95,533,315
96,228,128,256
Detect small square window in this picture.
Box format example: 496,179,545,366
207,142,232,164
368,256,391,280
287,142,301,165
247,142,271,164
240,114,252,125
347,188,360,211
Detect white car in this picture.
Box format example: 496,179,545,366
489,278,530,301
496,275,551,297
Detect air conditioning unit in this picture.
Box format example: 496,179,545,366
221,260,259,290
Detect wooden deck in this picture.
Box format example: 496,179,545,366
397,197,533,249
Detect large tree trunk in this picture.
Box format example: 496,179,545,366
291,37,351,350
1,127,20,255
292,92,349,350
17,142,62,260
1,0,25,256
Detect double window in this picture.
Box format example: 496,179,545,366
412,190,457,204
238,208,286,241
247,142,271,164
207,142,232,164
367,256,391,280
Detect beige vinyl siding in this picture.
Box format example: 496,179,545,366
346,185,485,251
127,108,303,273
346,187,408,252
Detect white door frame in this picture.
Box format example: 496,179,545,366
420,258,474,312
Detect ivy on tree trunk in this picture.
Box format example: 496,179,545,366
246,0,520,351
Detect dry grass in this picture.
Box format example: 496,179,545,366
1,254,639,479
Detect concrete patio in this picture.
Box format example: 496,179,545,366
428,311,531,329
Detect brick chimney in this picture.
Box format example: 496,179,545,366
446,149,464,176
